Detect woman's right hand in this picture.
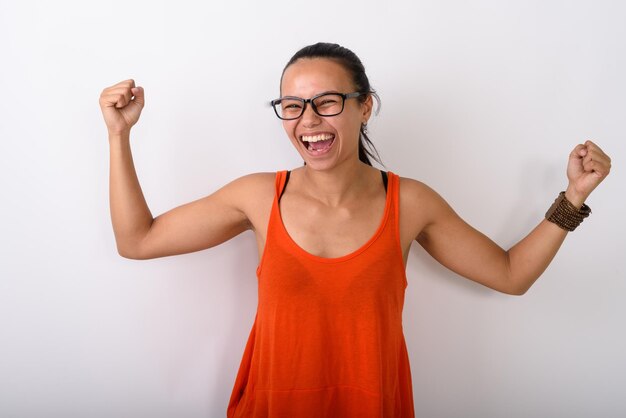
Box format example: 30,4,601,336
99,79,145,136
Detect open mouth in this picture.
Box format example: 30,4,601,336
300,133,336,153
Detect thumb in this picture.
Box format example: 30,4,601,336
131,86,145,107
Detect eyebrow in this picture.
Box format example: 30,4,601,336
280,90,342,99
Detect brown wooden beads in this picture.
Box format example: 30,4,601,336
545,191,591,231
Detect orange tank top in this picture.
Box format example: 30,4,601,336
227,170,415,418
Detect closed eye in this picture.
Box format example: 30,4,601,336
317,99,338,106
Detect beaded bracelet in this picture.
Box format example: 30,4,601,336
545,191,591,231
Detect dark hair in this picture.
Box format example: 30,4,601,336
281,42,383,167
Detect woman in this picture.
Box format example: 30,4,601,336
99,43,611,418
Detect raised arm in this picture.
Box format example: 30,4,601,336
412,141,611,295
99,79,259,260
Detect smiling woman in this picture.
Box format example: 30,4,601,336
99,42,612,418
278,57,375,172
276,43,383,167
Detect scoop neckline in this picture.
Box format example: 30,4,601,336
276,171,393,264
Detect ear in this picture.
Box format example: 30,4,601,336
361,94,374,123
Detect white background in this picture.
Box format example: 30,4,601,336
1,0,624,417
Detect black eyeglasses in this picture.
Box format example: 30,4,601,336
270,92,366,120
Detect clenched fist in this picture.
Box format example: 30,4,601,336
565,140,611,207
99,79,145,136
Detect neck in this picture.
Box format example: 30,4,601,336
300,159,375,207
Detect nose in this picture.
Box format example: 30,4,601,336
300,102,321,128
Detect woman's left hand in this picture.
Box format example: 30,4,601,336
565,140,611,207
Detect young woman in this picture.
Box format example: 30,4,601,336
99,43,611,418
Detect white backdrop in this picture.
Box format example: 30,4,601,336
1,1,624,417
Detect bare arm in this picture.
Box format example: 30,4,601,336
414,141,611,295
108,132,154,257
416,193,567,295
101,79,256,260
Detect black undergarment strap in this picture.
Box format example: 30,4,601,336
278,170,291,202
381,170,388,193
280,170,386,202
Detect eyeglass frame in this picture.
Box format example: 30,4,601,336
270,91,367,120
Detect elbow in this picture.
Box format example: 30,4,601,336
115,231,153,260
117,248,138,260
502,279,531,296
502,252,529,296
116,243,146,260
507,286,528,296
494,284,527,296
490,282,527,296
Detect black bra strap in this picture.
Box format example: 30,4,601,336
381,170,388,193
278,170,291,202
279,169,386,202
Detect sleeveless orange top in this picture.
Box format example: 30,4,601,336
227,170,415,417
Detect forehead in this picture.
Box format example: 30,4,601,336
281,58,354,97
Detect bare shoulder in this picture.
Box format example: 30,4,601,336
228,171,276,193
224,171,276,203
226,171,277,230
397,176,454,242
398,176,446,210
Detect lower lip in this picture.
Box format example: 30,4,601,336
302,137,335,157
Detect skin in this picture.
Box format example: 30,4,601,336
99,58,612,296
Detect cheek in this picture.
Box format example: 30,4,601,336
340,105,365,130
282,120,296,137
282,121,302,147
336,115,362,140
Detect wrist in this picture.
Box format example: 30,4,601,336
108,131,131,142
564,186,586,209
545,191,592,232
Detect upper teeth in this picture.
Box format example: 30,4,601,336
302,134,334,142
